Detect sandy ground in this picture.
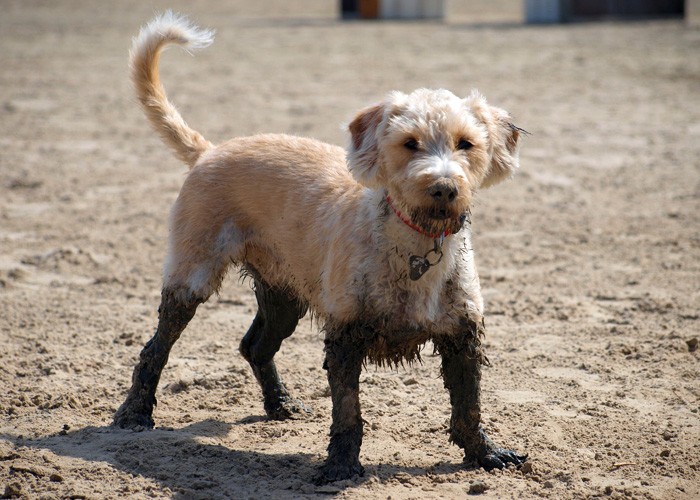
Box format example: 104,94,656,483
1,1,699,498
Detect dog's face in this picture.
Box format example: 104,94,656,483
348,89,521,236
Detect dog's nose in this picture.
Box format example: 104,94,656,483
428,180,458,203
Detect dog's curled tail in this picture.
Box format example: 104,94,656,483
130,11,215,168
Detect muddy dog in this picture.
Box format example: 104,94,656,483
113,12,527,481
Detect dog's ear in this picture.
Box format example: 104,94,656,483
347,103,385,188
467,93,522,189
482,106,522,188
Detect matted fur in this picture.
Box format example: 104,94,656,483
130,12,522,362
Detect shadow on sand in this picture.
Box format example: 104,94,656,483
2,418,468,498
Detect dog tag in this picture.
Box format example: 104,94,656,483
408,237,444,281
409,255,431,281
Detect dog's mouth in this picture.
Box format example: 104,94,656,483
427,207,450,221
411,207,470,236
386,195,470,237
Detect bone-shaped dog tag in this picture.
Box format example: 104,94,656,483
409,255,431,281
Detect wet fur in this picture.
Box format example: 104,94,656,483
114,12,527,482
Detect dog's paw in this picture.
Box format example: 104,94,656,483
462,428,527,471
315,461,364,484
476,447,528,471
266,397,312,421
112,405,155,430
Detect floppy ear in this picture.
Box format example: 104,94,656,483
482,106,522,188
468,93,522,188
347,103,385,188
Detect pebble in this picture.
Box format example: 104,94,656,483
660,449,671,458
468,480,489,495
299,483,315,494
686,337,698,352
2,483,21,498
394,472,413,484
49,473,64,482
520,461,534,474
543,480,554,489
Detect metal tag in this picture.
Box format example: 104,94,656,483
409,255,431,281
408,237,444,281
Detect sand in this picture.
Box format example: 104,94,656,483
1,1,699,498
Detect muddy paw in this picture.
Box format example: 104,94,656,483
112,404,155,430
477,447,528,471
266,397,312,421
315,461,364,484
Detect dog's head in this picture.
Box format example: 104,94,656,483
348,89,521,236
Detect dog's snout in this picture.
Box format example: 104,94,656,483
428,180,458,203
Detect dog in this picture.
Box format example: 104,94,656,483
113,11,527,482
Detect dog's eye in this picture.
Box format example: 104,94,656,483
404,138,419,151
457,139,473,151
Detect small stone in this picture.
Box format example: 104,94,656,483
299,483,315,494
520,461,534,474
394,472,412,484
543,480,554,489
49,473,63,482
604,485,613,495
2,483,21,498
468,480,489,494
403,378,419,386
660,449,671,458
288,479,302,491
686,338,698,352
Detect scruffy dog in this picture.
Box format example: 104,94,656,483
113,12,527,481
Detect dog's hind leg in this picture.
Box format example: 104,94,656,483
239,271,310,420
113,287,204,429
434,318,527,470
113,210,234,429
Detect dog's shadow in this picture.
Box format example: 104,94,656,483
2,418,466,497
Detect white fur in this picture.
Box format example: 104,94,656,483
132,10,215,54
406,155,467,181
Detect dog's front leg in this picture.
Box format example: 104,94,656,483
434,319,527,470
318,324,370,483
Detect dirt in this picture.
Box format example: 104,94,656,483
1,1,699,499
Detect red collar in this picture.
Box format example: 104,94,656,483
386,195,451,239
